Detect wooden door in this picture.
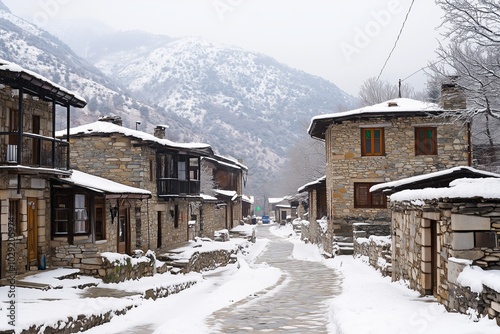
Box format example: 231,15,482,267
27,198,38,267
117,207,130,254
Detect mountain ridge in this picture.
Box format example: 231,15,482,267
1,6,357,197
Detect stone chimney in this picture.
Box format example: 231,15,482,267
154,125,167,139
441,78,466,110
98,115,123,126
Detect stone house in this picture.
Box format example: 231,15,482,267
0,59,81,277
58,119,216,252
202,154,248,234
242,195,254,219
60,120,250,252
0,59,149,278
383,171,500,323
268,197,295,223
50,170,151,271
298,176,327,244
307,94,471,255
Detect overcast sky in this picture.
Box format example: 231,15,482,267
3,0,445,96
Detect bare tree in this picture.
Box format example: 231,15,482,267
358,77,416,106
200,163,216,195
275,137,325,196
431,0,500,172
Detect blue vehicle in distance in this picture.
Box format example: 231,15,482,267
261,215,270,224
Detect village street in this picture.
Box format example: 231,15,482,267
82,223,341,334
84,223,500,333
204,225,342,333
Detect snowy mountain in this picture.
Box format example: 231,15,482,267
1,3,357,197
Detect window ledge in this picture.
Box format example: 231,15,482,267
95,240,107,245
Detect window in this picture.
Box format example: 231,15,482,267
475,232,496,248
361,128,384,156
95,198,106,241
53,192,90,236
8,200,21,236
54,194,70,235
74,194,89,234
354,183,387,208
415,127,437,155
149,159,156,182
174,205,179,229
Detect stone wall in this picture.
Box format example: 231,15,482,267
323,114,470,254
354,235,392,276
99,252,170,283
0,184,50,277
392,198,500,307
301,218,329,254
69,134,154,250
200,202,227,240
447,258,500,326
183,248,237,273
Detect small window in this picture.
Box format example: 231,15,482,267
174,205,179,229
95,198,106,241
415,127,437,155
9,200,21,236
361,128,384,156
149,159,154,182
475,232,496,248
74,194,89,234
354,183,387,208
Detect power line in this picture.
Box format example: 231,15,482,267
376,0,416,81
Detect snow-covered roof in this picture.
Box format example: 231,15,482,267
242,195,254,204
308,98,443,139
203,154,248,171
372,166,500,194
200,193,218,201
56,170,151,199
390,177,500,203
0,58,86,108
268,197,285,204
298,176,326,193
214,189,238,198
56,120,212,152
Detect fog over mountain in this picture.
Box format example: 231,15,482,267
0,2,357,199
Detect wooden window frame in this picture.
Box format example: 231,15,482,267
94,198,106,241
354,182,387,208
361,128,385,156
8,200,21,236
415,127,437,155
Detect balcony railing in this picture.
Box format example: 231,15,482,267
0,132,69,169
158,178,200,197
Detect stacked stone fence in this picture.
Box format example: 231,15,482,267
183,248,238,273
352,222,391,239
447,258,500,326
301,219,328,245
354,235,392,277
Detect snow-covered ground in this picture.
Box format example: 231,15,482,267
1,223,499,333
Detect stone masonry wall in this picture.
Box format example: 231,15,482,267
324,115,470,254
392,198,500,309
201,202,227,240
447,258,500,326
69,134,153,251
354,235,392,277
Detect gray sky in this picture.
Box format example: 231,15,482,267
3,0,445,96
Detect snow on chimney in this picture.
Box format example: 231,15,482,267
441,78,466,110
154,125,167,139
98,116,123,126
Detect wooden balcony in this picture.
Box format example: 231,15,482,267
0,132,69,170
157,178,200,198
